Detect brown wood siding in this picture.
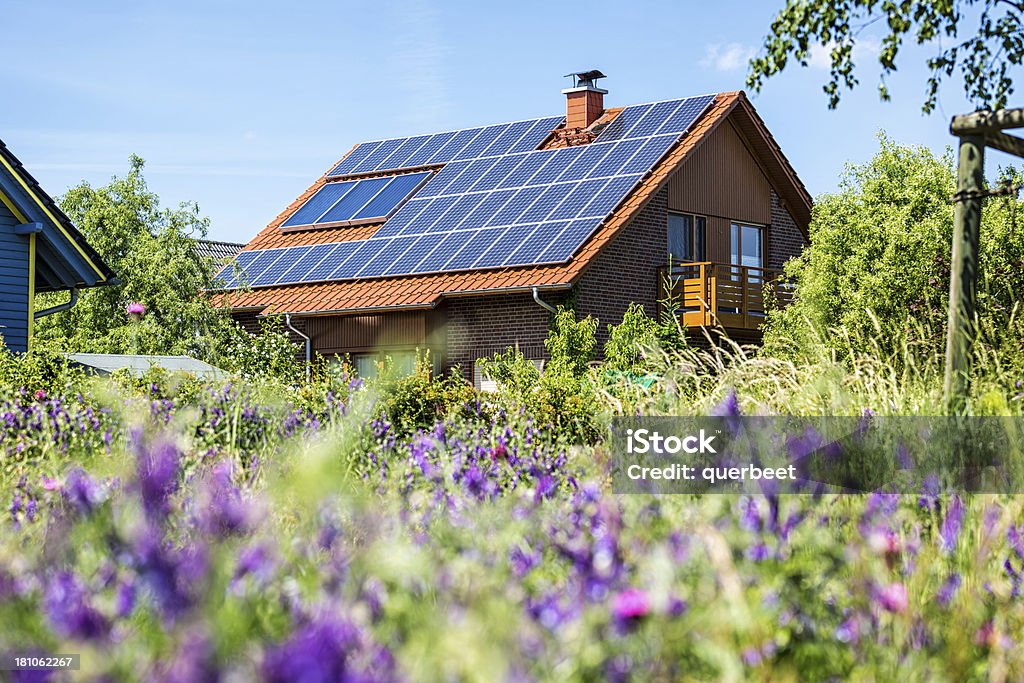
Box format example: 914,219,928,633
305,311,427,355
666,119,772,226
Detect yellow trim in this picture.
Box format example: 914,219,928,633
0,155,107,281
0,188,28,223
27,233,36,348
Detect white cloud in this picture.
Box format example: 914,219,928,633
699,43,756,72
808,38,882,70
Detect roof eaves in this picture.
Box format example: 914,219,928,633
0,138,115,285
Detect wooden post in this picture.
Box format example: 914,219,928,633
943,134,985,412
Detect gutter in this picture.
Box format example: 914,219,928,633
532,286,558,315
283,313,311,381
34,288,78,319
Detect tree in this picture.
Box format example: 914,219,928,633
764,134,1024,358
34,156,238,362
748,0,1024,112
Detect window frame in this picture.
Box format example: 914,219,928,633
729,222,765,271
667,212,707,265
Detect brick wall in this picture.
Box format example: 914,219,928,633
443,290,568,376
768,189,806,270
576,187,669,349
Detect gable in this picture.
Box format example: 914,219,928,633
667,118,772,225
0,140,114,292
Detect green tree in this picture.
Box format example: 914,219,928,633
764,134,1024,358
749,0,1024,112
34,156,238,362
544,307,598,377
604,303,658,374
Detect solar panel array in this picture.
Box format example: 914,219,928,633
217,95,717,290
327,115,565,177
596,94,716,142
280,172,430,228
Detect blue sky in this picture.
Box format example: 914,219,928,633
1,1,1017,243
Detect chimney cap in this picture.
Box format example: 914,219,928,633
564,70,607,89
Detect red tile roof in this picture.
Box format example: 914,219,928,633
221,91,807,316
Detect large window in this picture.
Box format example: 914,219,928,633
667,213,706,263
730,223,763,270
350,350,419,379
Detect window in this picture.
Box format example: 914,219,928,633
280,171,431,229
730,223,763,270
350,350,420,379
667,213,706,263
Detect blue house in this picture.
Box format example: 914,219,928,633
0,139,115,352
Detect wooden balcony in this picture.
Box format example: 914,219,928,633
657,261,795,332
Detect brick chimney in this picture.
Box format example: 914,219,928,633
562,70,607,130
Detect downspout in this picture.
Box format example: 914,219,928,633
532,286,557,315
283,313,311,381
34,288,78,319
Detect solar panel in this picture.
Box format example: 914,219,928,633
281,182,356,228
277,243,336,283
326,115,563,177
443,228,507,270
220,95,717,289
537,219,603,262
252,245,312,286
280,172,430,229
597,94,716,142
356,236,418,278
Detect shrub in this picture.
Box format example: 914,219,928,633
221,317,302,385
377,354,479,436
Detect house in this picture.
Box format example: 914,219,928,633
215,73,811,383
0,139,115,353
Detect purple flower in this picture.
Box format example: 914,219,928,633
40,476,61,491
874,582,908,613
746,542,771,562
64,468,105,515
937,573,961,607
199,461,256,537
1008,525,1024,561
44,572,109,640
115,579,136,618
939,496,965,553
126,302,146,316
136,437,182,519
918,474,940,512
534,475,557,503
611,588,650,622
712,390,740,418
262,614,368,682
234,542,276,585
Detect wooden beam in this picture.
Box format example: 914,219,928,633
944,134,985,412
951,108,1024,135
985,130,1024,158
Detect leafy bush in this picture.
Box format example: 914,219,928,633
480,309,602,443
0,345,88,399
764,134,1024,366
376,355,479,436
221,317,302,385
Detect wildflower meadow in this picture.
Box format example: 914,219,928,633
3,306,1024,683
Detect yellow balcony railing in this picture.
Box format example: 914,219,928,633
657,261,795,331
